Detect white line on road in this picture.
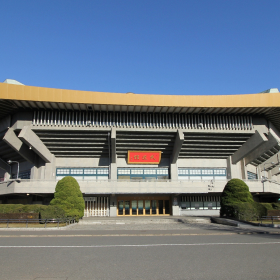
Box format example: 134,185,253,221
1,242,280,248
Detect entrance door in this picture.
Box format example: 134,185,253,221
132,200,137,215
125,201,130,215
118,200,124,215
145,200,150,215
158,200,163,214
138,200,144,215
151,200,157,215
117,197,171,216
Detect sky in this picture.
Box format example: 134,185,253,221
0,0,280,96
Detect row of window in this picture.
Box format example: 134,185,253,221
118,168,169,175
178,168,226,176
56,168,109,176
180,201,221,210
181,195,221,202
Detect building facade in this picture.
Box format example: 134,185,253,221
0,79,280,216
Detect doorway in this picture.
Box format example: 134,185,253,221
117,196,171,216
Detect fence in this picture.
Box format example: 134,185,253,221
0,217,76,228
260,216,280,226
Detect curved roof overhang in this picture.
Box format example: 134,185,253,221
1,82,280,108
0,82,280,126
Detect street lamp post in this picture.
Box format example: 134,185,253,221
7,160,19,180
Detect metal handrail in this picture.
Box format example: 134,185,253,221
260,216,280,226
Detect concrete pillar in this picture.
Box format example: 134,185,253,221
170,130,184,164
226,156,232,179
240,159,247,180
172,195,180,216
257,165,262,180
30,159,45,179
110,162,117,180
110,195,117,216
44,154,56,180
170,163,178,181
111,127,116,163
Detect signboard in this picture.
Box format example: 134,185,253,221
128,151,161,164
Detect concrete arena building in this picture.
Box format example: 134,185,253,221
0,79,280,217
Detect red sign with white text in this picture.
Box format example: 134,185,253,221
128,151,162,164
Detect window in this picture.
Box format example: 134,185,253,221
70,169,83,175
84,169,96,174
57,169,70,175
56,167,109,180
131,169,143,175
181,195,221,210
117,168,169,180
97,169,109,175
144,169,156,174
247,171,258,180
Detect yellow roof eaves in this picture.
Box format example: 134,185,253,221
0,82,280,108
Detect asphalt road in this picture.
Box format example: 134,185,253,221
0,223,280,280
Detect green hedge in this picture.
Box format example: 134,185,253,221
0,204,65,220
221,202,279,221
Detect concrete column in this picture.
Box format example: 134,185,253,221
172,195,180,216
170,130,184,164
240,159,247,180
110,195,117,217
30,158,45,179
257,165,262,180
170,163,178,181
226,156,232,179
110,162,117,180
44,154,56,180
111,127,116,163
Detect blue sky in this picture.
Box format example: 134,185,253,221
1,1,279,95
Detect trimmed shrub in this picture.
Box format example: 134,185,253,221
260,203,274,210
50,176,85,220
222,202,267,221
0,204,65,220
220,179,254,216
39,205,66,220
271,203,280,209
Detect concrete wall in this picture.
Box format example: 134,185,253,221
0,179,270,196
180,209,220,216
56,158,109,167
177,158,227,168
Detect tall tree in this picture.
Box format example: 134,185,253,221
50,176,85,220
